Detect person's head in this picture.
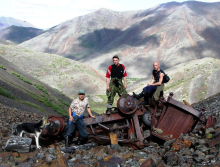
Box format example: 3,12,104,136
78,89,85,100
153,61,160,71
112,55,119,65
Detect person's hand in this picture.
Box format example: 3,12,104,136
107,86,110,91
124,84,127,89
91,115,96,118
69,116,73,122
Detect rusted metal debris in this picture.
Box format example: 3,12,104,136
209,135,220,147
39,93,216,149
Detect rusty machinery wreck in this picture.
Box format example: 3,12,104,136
40,92,216,149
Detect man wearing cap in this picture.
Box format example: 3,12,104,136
64,89,95,147
106,55,127,114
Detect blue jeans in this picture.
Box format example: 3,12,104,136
65,118,88,138
143,85,157,95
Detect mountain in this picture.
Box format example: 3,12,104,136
0,26,44,44
0,44,106,98
0,56,71,116
0,17,35,31
20,1,220,78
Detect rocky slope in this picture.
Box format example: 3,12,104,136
0,17,35,31
20,1,220,78
0,26,44,44
0,56,71,116
0,92,220,166
0,44,105,97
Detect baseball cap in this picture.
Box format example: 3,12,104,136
78,89,85,95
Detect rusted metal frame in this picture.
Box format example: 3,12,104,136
167,97,201,118
89,125,96,135
157,106,194,138
88,135,139,147
133,115,144,147
128,118,135,139
209,135,220,147
84,109,144,125
205,115,217,130
98,123,110,130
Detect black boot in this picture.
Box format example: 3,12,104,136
132,91,144,99
106,108,112,115
64,136,69,147
77,136,87,145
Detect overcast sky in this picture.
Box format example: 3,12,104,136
0,0,219,29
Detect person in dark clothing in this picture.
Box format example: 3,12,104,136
106,55,127,114
133,61,165,103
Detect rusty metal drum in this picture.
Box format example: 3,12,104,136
117,94,138,115
44,115,66,136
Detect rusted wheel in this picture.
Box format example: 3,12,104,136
117,94,138,115
142,110,151,127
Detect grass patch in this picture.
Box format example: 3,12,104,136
0,65,6,70
34,84,48,94
12,72,32,85
0,87,15,99
58,97,69,107
127,78,142,85
89,94,119,114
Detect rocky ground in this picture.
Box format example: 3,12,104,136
1,92,220,166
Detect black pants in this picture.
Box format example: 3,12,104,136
65,118,88,138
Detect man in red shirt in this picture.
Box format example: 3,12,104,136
106,55,127,114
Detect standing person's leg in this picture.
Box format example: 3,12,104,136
106,81,117,114
65,122,76,147
118,79,127,96
76,119,88,145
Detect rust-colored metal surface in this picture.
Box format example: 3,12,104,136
151,93,201,141
43,115,66,136
39,93,214,148
209,135,220,147
205,115,217,130
117,94,138,115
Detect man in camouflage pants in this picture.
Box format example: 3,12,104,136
106,55,127,114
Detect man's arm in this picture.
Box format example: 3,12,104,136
149,73,164,86
106,77,110,91
87,107,95,118
123,76,127,89
68,107,73,122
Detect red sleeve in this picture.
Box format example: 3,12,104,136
122,64,127,77
106,65,112,78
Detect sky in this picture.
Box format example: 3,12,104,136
0,0,219,29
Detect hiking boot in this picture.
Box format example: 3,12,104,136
106,108,112,115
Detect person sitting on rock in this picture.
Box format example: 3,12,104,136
133,61,165,104
63,89,95,147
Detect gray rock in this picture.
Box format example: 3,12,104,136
17,162,32,167
45,154,56,162
4,136,32,153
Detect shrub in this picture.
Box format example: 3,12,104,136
34,84,48,94
0,87,15,99
58,97,69,107
0,65,6,70
12,72,32,85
